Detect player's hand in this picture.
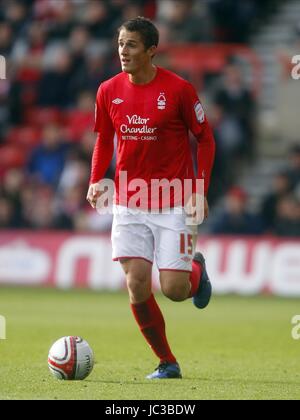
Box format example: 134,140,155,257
203,196,209,219
185,193,209,225
191,194,209,221
86,183,102,209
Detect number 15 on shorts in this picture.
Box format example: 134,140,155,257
180,233,193,255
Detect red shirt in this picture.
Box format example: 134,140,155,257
91,66,215,208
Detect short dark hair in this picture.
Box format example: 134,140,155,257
118,16,159,50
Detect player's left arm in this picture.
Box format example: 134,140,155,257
180,82,216,218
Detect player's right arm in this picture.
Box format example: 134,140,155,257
87,84,115,209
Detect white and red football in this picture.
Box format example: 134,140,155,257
48,336,94,380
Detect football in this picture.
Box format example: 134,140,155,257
48,336,94,380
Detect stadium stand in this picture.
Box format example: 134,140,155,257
0,0,299,236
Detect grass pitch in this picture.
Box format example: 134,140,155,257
0,287,300,400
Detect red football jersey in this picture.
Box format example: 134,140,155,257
91,66,215,208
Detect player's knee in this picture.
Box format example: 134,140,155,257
120,259,152,303
161,283,187,302
126,273,149,295
160,272,190,302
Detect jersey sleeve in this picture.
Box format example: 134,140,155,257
90,84,115,184
94,84,115,136
180,82,216,196
89,132,114,184
180,81,207,137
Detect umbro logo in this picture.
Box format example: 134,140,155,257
112,98,124,104
181,256,191,263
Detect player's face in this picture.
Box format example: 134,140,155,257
118,29,155,74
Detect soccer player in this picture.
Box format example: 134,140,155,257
87,17,215,379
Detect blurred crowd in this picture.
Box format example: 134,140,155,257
0,0,298,237
211,145,300,237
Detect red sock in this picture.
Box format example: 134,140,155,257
188,260,202,297
130,294,177,364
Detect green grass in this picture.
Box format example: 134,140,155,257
0,287,300,400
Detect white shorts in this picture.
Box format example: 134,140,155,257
111,206,195,272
